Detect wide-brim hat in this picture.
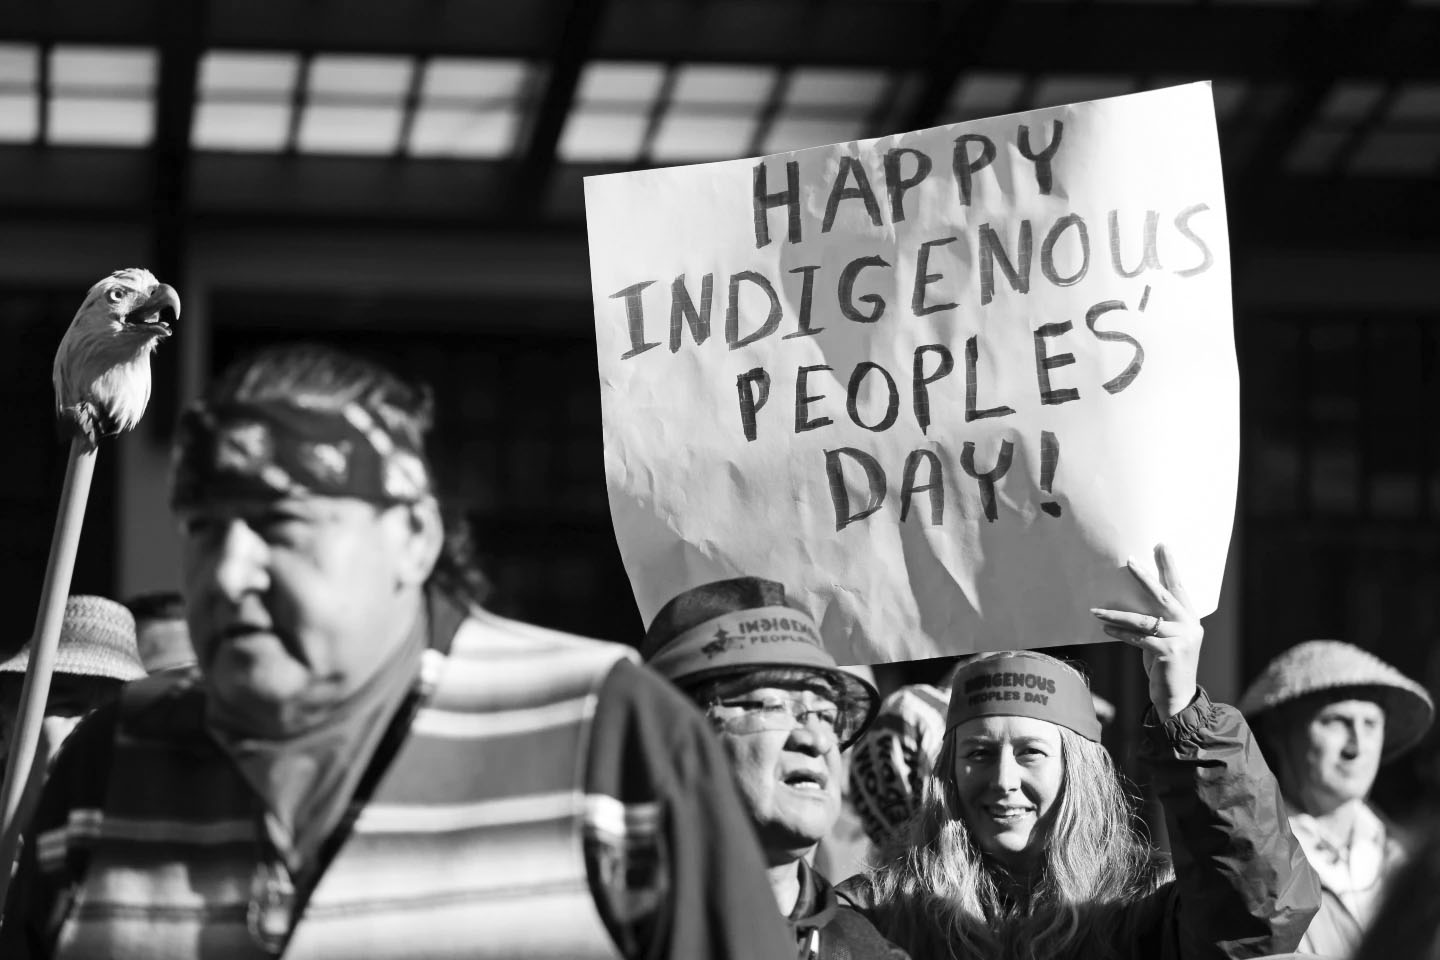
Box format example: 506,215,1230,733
0,595,146,682
1238,640,1434,761
642,576,879,748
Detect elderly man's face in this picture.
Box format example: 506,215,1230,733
707,683,845,862
179,495,436,734
1292,698,1386,814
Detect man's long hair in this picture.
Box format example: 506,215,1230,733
865,653,1170,960
208,343,490,608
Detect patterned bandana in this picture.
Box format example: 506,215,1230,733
170,399,431,508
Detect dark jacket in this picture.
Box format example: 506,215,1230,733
790,857,911,960
1127,690,1321,959
842,690,1322,960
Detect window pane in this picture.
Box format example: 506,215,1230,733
409,105,520,157
297,104,403,153
193,102,292,151
558,109,648,161
422,58,527,103
49,97,154,145
1388,82,1440,121
1320,80,1385,121
0,43,37,86
308,55,411,99
50,46,155,91
763,116,865,154
1348,131,1440,175
576,61,664,104
651,113,756,161
0,93,37,141
670,64,774,105
200,51,299,96
945,72,1024,122
786,68,887,108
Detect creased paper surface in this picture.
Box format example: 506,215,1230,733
586,83,1235,664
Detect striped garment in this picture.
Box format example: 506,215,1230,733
44,610,635,959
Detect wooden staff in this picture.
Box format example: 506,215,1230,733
0,269,177,909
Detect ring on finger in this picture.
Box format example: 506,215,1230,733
1146,615,1164,637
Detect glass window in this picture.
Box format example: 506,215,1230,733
48,45,156,147
408,58,533,158
559,61,664,162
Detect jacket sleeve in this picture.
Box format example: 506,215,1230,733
0,702,120,960
583,659,794,960
1131,688,1322,960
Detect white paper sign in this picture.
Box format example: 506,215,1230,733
585,83,1236,665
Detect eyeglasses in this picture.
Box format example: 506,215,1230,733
708,693,863,745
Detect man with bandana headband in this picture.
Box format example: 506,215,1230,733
0,344,792,960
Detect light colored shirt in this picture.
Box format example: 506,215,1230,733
1289,799,1404,958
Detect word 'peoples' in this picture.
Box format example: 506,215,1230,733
735,299,1147,444
609,207,1212,361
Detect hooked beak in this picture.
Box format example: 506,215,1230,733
125,282,180,338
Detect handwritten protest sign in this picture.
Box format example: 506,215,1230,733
585,83,1235,665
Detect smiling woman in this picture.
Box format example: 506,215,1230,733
845,547,1324,960
949,714,1066,874
855,651,1166,960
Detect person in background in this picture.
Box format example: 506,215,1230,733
0,595,146,772
1,344,792,960
0,595,146,876
123,591,197,675
814,663,882,883
1240,640,1435,958
849,680,952,851
847,546,1320,960
643,576,910,960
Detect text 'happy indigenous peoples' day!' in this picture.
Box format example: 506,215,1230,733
600,118,1217,533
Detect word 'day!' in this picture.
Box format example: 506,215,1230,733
585,82,1237,665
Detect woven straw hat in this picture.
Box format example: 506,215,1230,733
1238,640,1434,761
0,595,146,682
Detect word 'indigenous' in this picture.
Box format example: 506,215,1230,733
965,671,1059,694
734,615,820,642
609,205,1213,361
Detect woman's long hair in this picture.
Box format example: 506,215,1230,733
865,654,1171,960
